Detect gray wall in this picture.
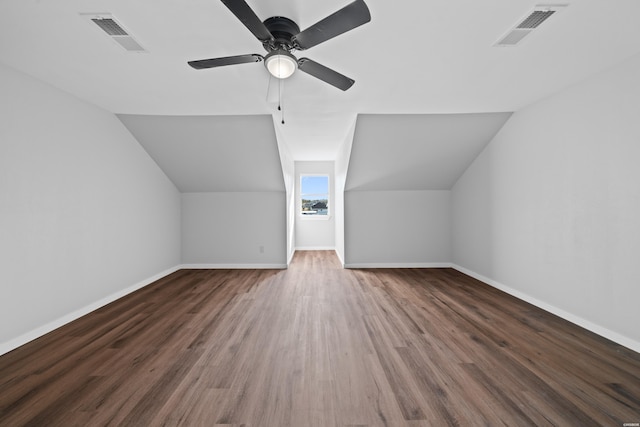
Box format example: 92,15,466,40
181,192,287,267
334,121,357,266
452,52,640,349
345,191,451,267
273,122,296,265
0,63,181,353
119,114,289,268
341,113,508,267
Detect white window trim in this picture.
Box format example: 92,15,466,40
299,174,331,220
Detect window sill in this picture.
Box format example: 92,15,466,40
299,214,332,221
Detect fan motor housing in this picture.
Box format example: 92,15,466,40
263,16,300,51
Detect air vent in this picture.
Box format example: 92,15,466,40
517,10,556,29
81,13,147,52
495,4,567,47
91,18,128,36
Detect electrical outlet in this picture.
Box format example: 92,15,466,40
259,245,264,253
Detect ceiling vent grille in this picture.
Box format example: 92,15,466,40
517,10,556,29
92,18,128,36
495,4,567,47
81,13,147,52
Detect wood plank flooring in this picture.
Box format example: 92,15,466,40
1,250,639,426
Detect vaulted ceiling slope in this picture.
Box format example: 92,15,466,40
118,114,284,192
2,1,640,160
345,113,512,191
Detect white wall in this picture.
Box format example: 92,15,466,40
274,121,296,265
181,192,287,267
345,190,451,267
295,161,336,250
0,63,181,353
452,52,640,350
334,121,357,266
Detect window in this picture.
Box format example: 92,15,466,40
300,175,329,216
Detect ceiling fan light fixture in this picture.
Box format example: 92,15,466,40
265,50,297,79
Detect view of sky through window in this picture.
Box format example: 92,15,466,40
301,175,329,216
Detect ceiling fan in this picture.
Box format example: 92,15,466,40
188,0,371,91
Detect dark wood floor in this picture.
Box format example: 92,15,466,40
1,251,639,426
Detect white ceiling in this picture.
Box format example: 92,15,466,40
345,113,511,191
118,114,284,192
2,0,640,160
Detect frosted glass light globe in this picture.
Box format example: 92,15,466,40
265,51,297,79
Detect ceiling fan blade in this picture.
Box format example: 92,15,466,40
297,58,355,91
292,0,371,50
220,0,273,42
188,54,263,69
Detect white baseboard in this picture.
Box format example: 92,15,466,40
295,246,336,251
335,250,345,268
6,261,636,357
345,262,452,269
0,262,289,356
0,265,182,357
451,264,640,353
181,263,287,269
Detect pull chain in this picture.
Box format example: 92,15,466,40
278,75,285,125
265,58,285,125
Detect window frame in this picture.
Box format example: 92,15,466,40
299,174,331,220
